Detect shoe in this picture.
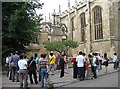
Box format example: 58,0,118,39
60,76,64,78
16,80,19,82
20,87,23,89
41,86,44,88
24,87,29,89
9,78,12,80
35,82,38,84
51,74,54,75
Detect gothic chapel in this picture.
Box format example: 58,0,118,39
40,0,120,58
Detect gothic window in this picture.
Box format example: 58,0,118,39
71,17,75,40
80,13,86,42
93,6,103,40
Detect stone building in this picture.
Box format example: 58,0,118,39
39,10,68,43
40,0,120,58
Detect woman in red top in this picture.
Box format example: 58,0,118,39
85,58,89,79
71,54,78,79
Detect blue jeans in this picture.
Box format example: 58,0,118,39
40,68,48,87
93,66,97,78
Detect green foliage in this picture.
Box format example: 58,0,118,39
2,1,43,57
44,40,78,52
64,40,79,48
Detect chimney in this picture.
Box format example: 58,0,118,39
68,0,71,11
59,5,61,15
52,9,56,25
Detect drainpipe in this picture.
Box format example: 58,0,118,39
89,0,92,52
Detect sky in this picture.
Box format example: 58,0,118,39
36,0,82,22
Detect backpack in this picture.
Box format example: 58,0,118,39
95,57,99,65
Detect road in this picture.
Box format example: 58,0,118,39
61,71,118,87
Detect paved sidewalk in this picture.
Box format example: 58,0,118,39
49,63,119,87
2,63,119,88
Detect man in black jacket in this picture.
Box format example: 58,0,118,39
28,56,38,84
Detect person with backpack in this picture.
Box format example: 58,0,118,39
28,56,38,84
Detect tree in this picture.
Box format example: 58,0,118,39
2,1,43,57
44,40,79,53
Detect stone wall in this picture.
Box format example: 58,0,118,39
60,0,119,56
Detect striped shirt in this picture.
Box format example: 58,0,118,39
40,58,48,68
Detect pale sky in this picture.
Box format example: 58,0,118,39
36,0,82,22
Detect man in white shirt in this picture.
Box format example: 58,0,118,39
18,55,28,89
112,53,118,70
5,54,9,77
76,51,85,80
92,53,98,79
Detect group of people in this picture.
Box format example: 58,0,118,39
71,51,119,80
5,51,62,88
71,52,107,80
5,50,119,88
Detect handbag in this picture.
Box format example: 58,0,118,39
10,62,16,67
102,60,106,65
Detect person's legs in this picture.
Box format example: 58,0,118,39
6,66,9,77
19,70,23,88
23,70,28,89
41,68,47,87
39,68,41,82
9,68,12,80
81,67,85,80
11,67,15,82
33,72,38,84
15,69,19,82
51,64,55,75
77,67,80,79
93,66,97,78
73,65,77,78
114,62,116,69
29,71,33,84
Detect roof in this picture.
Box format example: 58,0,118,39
42,22,68,36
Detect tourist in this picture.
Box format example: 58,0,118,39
18,55,28,89
28,56,38,84
39,54,49,88
48,51,56,75
85,58,89,79
103,53,109,73
76,51,85,81
10,51,20,82
59,54,65,78
112,53,119,70
92,53,97,79
87,54,94,79
71,54,77,79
